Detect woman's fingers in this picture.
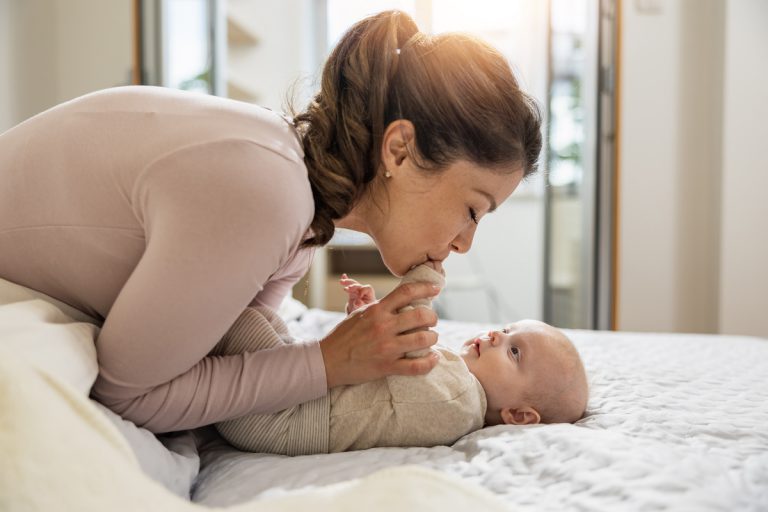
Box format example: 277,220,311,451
319,289,440,388
394,329,439,355
379,282,440,312
388,351,440,376
395,306,438,333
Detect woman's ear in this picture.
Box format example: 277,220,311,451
500,407,541,425
381,120,415,169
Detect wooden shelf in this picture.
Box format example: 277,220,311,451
324,274,400,313
227,15,259,46
226,78,259,103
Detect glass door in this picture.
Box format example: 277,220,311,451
544,0,617,329
137,0,225,95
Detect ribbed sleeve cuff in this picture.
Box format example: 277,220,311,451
302,339,328,398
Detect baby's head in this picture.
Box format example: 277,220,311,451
459,319,588,426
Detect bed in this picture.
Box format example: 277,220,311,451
2,277,767,511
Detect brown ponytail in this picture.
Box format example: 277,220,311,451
292,10,542,247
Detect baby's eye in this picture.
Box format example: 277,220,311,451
501,328,510,334
509,346,520,361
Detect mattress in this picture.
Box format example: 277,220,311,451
191,308,768,510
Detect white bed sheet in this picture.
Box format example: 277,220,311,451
191,309,768,511
4,272,765,511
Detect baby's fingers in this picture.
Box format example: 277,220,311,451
358,284,375,298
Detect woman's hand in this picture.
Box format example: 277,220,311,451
340,273,377,314
319,281,441,388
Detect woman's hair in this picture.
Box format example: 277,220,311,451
292,10,542,247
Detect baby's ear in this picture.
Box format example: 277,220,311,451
500,407,541,425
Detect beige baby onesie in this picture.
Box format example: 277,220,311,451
212,306,486,455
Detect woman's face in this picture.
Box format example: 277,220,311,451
347,121,524,277
371,159,523,276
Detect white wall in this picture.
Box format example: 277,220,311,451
617,1,717,331
0,0,15,132
617,0,767,338
0,0,131,131
54,0,132,102
718,0,768,338
2,0,59,129
226,0,318,112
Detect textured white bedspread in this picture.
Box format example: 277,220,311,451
192,309,768,511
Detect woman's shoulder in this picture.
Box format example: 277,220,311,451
135,136,314,228
132,135,314,247
67,86,305,164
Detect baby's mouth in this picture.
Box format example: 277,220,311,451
473,334,492,356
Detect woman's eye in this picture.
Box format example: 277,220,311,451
469,208,479,224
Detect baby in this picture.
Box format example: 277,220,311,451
343,263,588,426
211,264,588,455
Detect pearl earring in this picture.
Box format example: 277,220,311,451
384,170,392,178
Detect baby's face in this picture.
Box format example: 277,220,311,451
459,319,580,425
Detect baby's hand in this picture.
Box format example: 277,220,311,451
340,274,377,314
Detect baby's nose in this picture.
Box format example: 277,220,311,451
474,332,493,345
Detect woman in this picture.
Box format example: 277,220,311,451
0,11,541,433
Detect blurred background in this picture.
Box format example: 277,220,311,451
1,0,766,337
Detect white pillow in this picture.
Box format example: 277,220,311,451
0,277,201,497
0,278,99,395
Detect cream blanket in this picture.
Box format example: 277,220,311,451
0,278,508,511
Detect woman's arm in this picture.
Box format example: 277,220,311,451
91,139,324,433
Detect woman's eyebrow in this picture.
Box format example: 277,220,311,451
473,188,498,212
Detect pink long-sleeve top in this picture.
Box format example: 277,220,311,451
0,86,327,432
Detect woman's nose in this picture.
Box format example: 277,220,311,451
450,225,476,254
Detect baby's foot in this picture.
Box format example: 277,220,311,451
421,260,445,276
